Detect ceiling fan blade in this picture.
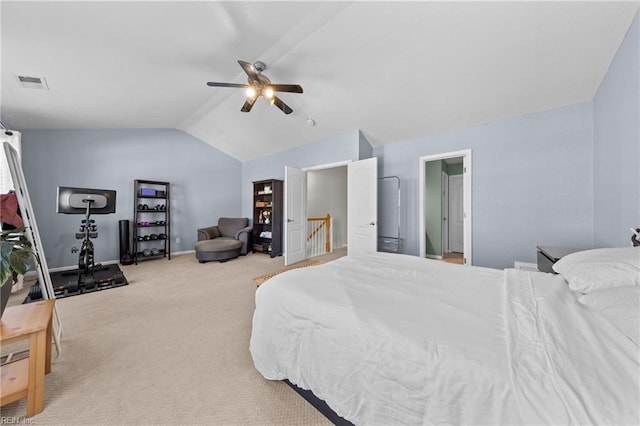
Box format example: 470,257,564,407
269,84,303,94
241,97,258,113
271,95,293,115
206,82,249,89
238,60,260,82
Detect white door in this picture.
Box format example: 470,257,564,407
347,157,378,255
448,174,464,253
284,166,306,266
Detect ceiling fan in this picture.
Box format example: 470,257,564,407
207,60,303,115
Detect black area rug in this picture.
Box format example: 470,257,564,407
23,264,129,304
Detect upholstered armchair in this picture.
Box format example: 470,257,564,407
195,217,252,263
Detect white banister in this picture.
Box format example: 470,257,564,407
307,214,332,258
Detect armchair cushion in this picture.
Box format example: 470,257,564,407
218,217,250,238
197,226,221,241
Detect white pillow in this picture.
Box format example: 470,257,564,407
578,286,639,345
552,247,640,293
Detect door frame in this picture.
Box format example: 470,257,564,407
304,161,350,252
304,160,352,172
285,160,350,264
284,158,377,260
418,149,472,265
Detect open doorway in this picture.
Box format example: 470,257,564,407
284,158,378,266
307,165,348,252
419,150,472,265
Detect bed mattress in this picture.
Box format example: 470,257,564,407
250,252,639,425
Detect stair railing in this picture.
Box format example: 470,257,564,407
307,214,332,258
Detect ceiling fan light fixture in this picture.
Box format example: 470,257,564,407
206,59,302,115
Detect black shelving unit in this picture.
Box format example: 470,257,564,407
133,179,171,263
252,179,283,257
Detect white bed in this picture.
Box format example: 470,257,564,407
250,250,639,425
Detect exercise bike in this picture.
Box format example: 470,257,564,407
67,198,123,293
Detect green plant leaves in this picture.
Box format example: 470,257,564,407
0,228,34,286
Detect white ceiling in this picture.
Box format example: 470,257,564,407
2,1,638,161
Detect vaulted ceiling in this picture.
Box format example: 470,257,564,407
2,1,638,161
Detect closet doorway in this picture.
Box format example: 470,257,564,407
418,150,472,265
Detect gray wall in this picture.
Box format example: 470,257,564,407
374,102,594,269
377,176,400,243
593,9,640,247
307,167,348,248
358,130,373,160
21,129,241,268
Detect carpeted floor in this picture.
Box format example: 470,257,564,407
1,249,345,425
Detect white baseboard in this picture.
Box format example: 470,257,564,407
171,249,195,256
426,254,443,260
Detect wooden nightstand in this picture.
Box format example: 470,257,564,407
536,246,584,273
0,299,55,417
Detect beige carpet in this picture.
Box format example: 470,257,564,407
1,249,345,425
252,259,325,286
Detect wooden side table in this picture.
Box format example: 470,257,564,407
0,299,55,417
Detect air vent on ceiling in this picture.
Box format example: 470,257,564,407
16,75,49,90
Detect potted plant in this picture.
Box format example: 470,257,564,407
1,227,34,318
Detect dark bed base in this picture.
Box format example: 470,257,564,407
284,380,355,426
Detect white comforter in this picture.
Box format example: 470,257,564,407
250,252,639,425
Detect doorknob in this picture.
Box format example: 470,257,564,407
287,219,294,223
369,222,376,226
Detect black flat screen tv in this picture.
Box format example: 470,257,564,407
56,186,116,214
